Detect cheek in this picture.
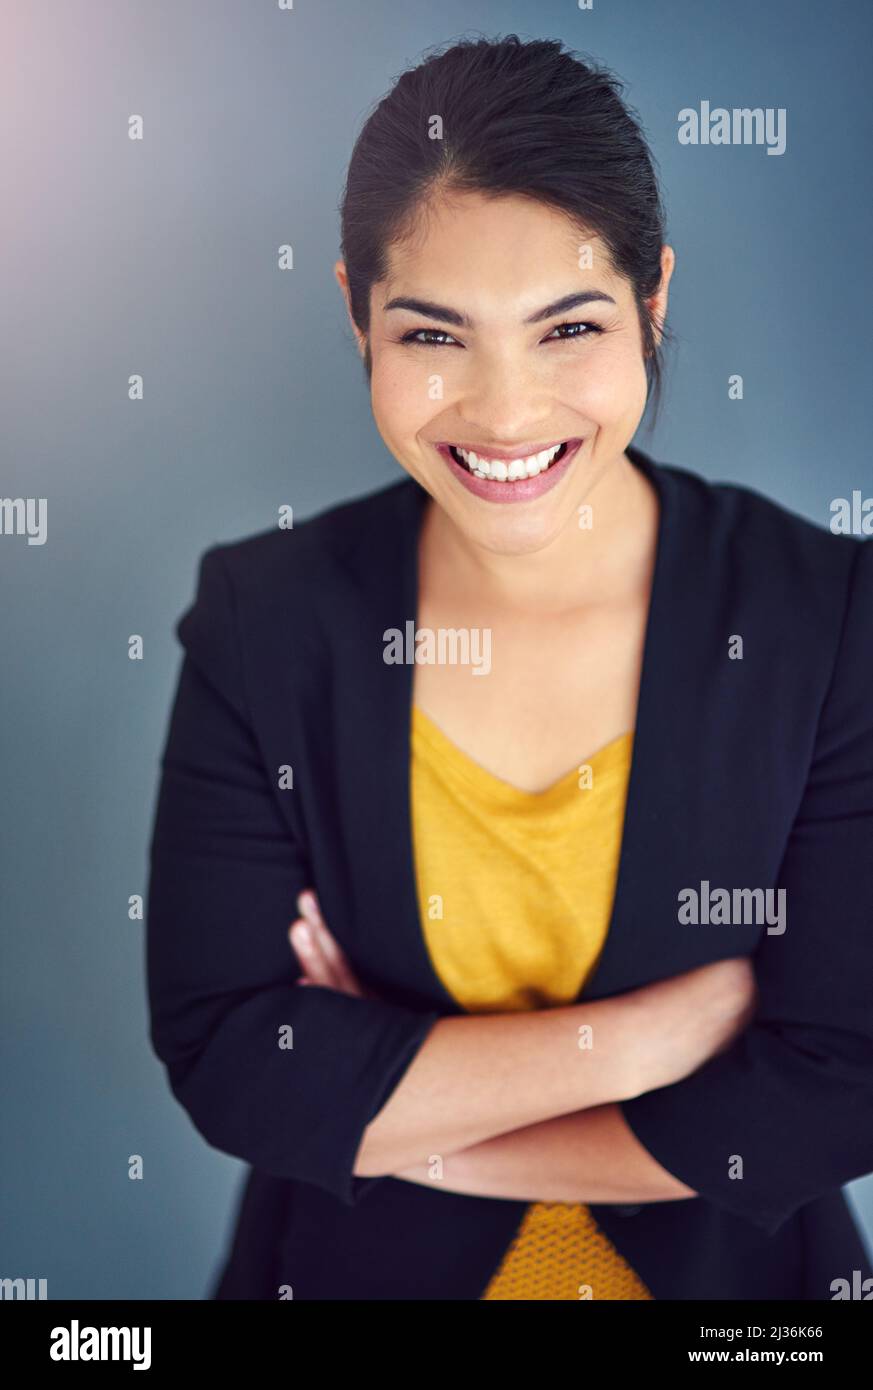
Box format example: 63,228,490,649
370,350,437,440
556,336,649,423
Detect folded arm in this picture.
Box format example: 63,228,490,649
293,889,753,1184
392,1103,698,1204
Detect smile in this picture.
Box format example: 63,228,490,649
433,438,585,503
450,441,567,480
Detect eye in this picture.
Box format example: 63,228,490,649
399,328,462,347
542,320,605,342
397,320,606,348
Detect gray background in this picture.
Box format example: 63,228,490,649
2,0,871,1298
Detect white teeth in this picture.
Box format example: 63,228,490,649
455,442,563,480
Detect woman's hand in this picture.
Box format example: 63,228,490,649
623,955,758,1099
288,890,372,999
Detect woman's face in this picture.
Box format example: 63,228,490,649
337,191,673,555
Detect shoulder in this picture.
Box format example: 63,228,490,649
179,473,421,643
201,474,417,590
658,455,864,567
646,458,873,789
174,475,421,697
649,453,871,633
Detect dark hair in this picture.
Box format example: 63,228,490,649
339,33,672,427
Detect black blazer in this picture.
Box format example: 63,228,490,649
146,445,873,1300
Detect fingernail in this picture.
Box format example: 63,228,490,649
293,922,312,950
298,891,317,920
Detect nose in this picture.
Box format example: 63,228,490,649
453,353,555,445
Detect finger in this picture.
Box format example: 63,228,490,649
297,890,325,929
295,893,345,978
312,928,362,995
297,890,356,981
290,920,336,986
288,919,337,988
297,893,363,995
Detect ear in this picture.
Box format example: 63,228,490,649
647,244,675,348
334,260,368,361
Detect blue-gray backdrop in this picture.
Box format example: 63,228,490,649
2,0,871,1298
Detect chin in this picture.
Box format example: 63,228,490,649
452,496,579,555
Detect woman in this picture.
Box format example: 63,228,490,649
146,35,873,1300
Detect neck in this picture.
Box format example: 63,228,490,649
420,449,659,616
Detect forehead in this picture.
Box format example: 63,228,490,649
379,192,626,316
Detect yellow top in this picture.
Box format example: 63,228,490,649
409,704,654,1301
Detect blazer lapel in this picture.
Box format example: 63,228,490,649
578,443,703,1001
579,445,768,1002
326,477,460,1012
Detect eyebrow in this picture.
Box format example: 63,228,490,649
382,289,617,328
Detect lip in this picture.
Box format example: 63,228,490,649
433,438,585,504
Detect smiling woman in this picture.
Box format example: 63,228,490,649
146,33,873,1303
336,106,673,556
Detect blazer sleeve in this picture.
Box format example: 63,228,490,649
619,537,873,1237
146,544,441,1206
